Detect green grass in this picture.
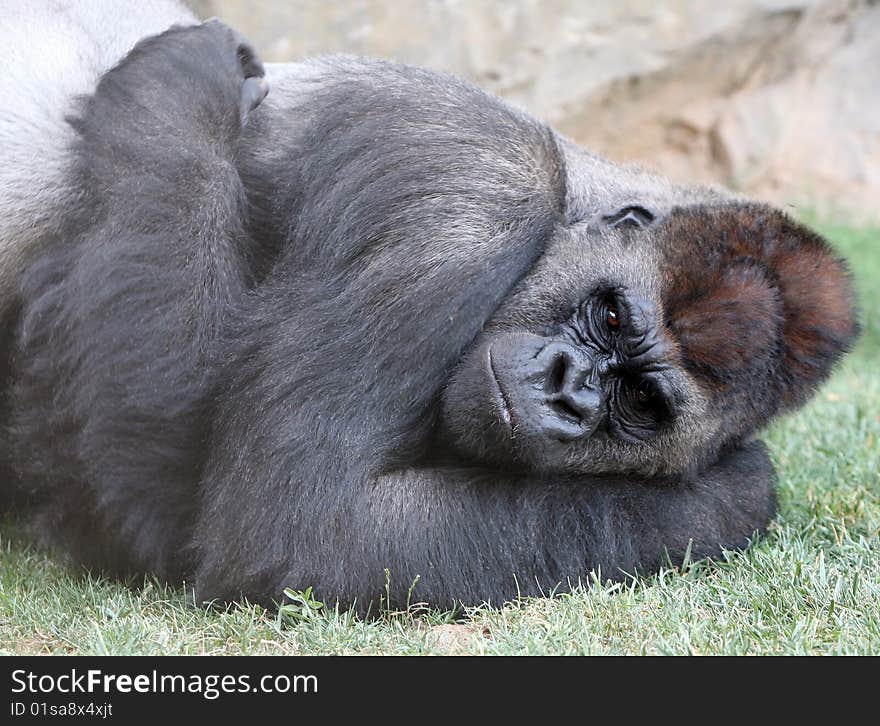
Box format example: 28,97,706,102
1,218,878,656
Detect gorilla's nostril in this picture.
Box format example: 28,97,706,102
548,354,567,393
550,398,582,425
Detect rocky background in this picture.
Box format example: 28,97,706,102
188,0,879,220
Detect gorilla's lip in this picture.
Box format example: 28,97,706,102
486,347,515,431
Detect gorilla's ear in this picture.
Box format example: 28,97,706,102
662,203,858,415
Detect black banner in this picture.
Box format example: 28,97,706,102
3,657,600,718
4,654,836,718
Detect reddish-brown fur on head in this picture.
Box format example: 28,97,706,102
659,203,858,433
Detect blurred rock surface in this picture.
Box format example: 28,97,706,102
189,0,880,219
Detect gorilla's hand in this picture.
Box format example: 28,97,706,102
81,19,267,156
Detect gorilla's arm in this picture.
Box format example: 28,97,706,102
374,441,776,608
12,22,265,577
195,428,775,609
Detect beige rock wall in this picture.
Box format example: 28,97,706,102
189,0,880,219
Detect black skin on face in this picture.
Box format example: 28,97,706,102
484,285,678,454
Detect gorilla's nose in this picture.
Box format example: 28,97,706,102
536,342,604,441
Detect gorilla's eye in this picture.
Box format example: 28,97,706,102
627,377,675,423
625,378,660,410
583,292,623,344
634,380,652,403
606,305,620,331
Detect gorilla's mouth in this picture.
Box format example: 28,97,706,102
486,346,515,431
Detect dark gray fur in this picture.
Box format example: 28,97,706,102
2,25,794,611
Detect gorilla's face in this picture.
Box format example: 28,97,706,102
441,201,856,477
441,219,714,477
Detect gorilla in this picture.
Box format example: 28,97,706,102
0,11,858,610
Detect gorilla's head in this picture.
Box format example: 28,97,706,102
441,203,858,477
